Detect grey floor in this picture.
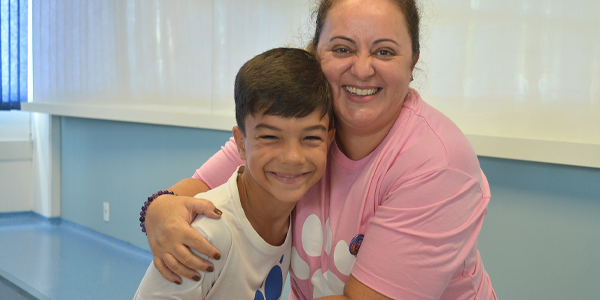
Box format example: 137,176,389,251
0,212,292,300
0,275,34,300
0,212,152,300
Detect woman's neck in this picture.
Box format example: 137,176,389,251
335,117,397,161
236,169,293,246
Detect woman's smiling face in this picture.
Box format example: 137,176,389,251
316,0,417,137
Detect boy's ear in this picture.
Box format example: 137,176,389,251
232,126,247,161
327,128,336,147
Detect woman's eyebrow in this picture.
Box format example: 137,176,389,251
330,36,356,44
330,36,399,46
373,38,399,46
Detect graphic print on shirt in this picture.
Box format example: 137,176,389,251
291,214,357,298
254,254,286,300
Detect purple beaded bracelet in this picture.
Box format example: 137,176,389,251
140,190,176,235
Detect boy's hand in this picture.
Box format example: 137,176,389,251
145,194,222,283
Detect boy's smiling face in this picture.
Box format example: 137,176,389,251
233,110,334,204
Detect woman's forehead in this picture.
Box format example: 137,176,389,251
327,0,403,19
320,0,408,41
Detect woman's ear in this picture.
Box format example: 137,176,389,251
411,54,420,70
232,126,247,161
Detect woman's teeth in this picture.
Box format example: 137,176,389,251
345,86,379,96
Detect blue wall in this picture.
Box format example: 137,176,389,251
476,158,600,299
61,117,600,299
60,117,233,249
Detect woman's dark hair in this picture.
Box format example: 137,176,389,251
235,47,333,134
309,0,420,63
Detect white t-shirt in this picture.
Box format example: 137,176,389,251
134,167,292,300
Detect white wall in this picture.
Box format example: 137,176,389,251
0,159,33,212
31,113,61,217
30,0,312,114
23,0,600,168
0,111,33,213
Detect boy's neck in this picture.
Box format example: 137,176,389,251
236,167,295,246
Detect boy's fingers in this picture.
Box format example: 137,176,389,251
153,256,183,285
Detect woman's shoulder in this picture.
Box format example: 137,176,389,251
401,90,468,144
384,90,481,177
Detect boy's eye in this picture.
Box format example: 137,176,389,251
259,135,278,140
304,136,323,141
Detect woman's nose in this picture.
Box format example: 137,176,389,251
350,54,375,81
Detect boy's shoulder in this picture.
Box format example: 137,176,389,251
191,181,235,259
194,180,232,207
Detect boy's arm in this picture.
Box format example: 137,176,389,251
134,222,233,300
133,256,215,300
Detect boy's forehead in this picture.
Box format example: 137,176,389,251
246,111,330,129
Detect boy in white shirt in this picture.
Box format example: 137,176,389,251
134,47,334,299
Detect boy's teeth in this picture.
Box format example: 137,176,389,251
345,86,378,96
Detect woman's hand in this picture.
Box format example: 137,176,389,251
144,179,222,284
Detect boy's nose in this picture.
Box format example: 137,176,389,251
280,142,304,165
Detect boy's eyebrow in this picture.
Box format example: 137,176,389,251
304,125,328,132
255,123,282,131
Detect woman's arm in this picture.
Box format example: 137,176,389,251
350,168,490,299
318,275,392,300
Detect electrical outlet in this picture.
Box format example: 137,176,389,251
103,202,110,222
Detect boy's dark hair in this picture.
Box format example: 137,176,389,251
235,47,333,134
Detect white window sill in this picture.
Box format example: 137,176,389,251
21,102,600,169
22,102,236,131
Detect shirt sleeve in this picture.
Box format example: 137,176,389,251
133,227,219,299
351,168,490,300
192,137,245,189
133,217,233,300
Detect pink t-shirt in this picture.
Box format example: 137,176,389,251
194,90,496,300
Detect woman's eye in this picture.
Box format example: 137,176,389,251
375,49,394,56
332,47,351,54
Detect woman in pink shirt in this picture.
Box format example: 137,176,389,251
143,0,497,299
